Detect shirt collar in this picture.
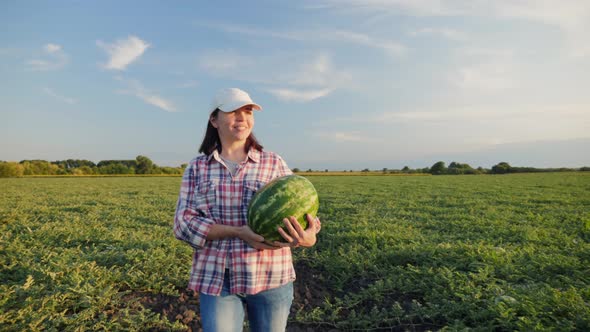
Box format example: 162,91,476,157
207,147,261,163
247,148,261,163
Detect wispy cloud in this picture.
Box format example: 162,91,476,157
116,77,176,112
263,53,349,102
44,44,61,53
451,61,515,92
311,0,590,57
267,87,334,102
446,47,517,93
315,131,371,143
198,21,407,57
43,87,77,104
198,51,349,102
329,30,407,56
493,0,590,57
96,36,150,70
26,43,68,71
306,0,464,17
288,54,338,87
359,104,590,124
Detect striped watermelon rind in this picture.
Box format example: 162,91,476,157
247,175,319,244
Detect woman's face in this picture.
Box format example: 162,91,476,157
210,105,255,143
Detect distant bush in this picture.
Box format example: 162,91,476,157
0,162,24,177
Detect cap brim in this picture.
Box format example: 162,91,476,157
219,102,262,112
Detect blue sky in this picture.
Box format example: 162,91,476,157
1,1,589,170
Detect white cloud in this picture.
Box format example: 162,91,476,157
43,87,77,104
198,21,407,57
332,103,589,125
288,54,352,88
451,61,515,92
307,0,465,17
444,47,518,93
328,30,407,56
321,103,589,156
96,36,150,70
116,78,176,112
267,87,334,102
493,0,590,57
198,51,348,102
289,54,334,87
315,131,370,143
26,43,68,71
266,53,350,102
44,44,62,53
311,0,590,57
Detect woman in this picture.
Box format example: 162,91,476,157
173,88,321,332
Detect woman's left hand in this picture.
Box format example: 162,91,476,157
273,214,321,248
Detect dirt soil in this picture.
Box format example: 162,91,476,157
127,261,336,331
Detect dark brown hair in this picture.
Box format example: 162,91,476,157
198,109,263,155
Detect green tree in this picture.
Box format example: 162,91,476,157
430,161,447,175
492,162,512,174
77,166,95,175
159,167,183,175
135,155,154,174
20,160,60,175
0,162,24,177
98,164,133,174
448,161,475,175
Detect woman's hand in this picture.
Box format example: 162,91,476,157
273,214,321,248
238,225,280,250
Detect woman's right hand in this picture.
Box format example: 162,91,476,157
238,225,280,250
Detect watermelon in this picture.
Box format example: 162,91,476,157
247,175,319,244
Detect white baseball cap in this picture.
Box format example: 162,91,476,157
211,88,262,113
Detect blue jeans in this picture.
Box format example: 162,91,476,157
199,271,294,332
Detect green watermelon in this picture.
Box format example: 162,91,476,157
247,175,319,244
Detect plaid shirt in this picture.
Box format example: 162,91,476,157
174,148,294,295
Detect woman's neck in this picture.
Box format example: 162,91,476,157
219,142,248,163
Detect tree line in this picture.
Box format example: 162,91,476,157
1,158,588,178
0,156,185,177
293,161,590,175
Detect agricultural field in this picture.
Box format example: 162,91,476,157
1,173,589,331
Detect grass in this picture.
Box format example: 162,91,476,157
1,173,589,331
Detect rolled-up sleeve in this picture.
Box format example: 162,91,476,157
276,154,293,177
173,161,214,249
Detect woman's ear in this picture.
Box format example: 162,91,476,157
209,115,218,128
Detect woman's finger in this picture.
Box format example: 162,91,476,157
277,225,294,242
288,216,305,237
253,242,280,250
271,240,291,248
283,217,300,238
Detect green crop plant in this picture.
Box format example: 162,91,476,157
1,173,588,331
